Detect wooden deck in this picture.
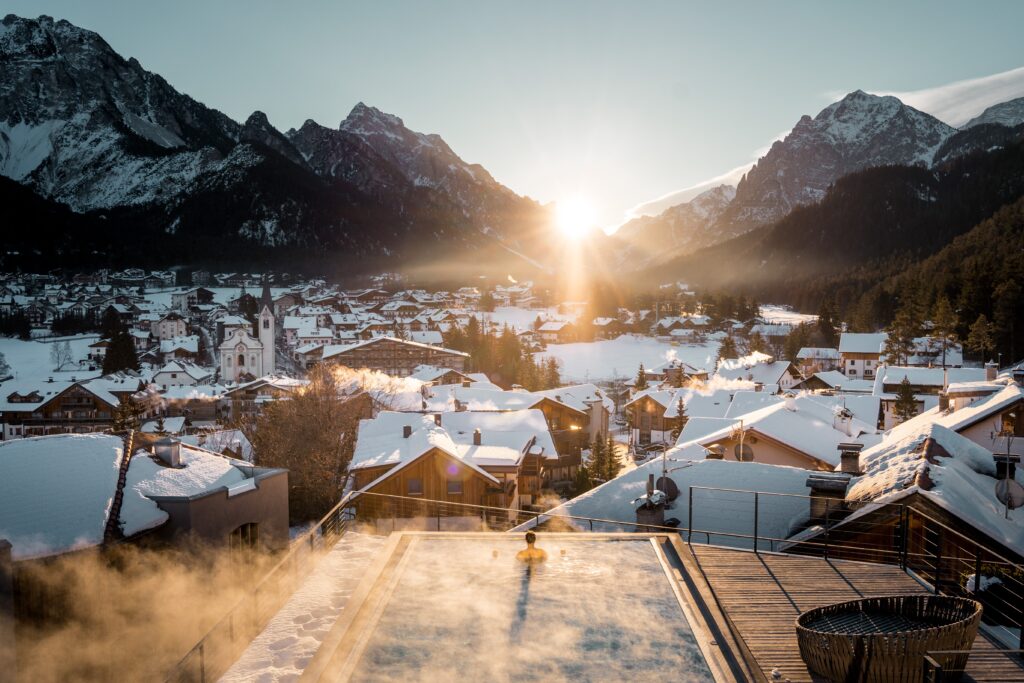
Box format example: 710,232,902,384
687,545,1024,682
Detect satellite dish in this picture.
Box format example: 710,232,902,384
734,443,754,462
996,479,1024,510
657,476,680,501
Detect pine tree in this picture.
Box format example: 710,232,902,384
543,357,560,389
993,279,1021,361
893,377,918,424
635,363,648,391
154,415,167,435
573,463,593,495
930,296,958,368
103,329,140,374
605,433,621,481
589,437,608,483
966,314,996,362
671,396,688,441
883,305,920,366
748,331,766,354
717,335,737,363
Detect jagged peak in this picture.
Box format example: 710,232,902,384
341,102,405,131
244,110,271,128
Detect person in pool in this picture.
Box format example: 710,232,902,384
515,531,547,563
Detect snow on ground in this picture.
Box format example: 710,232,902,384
535,334,719,382
470,306,573,333
142,286,292,309
0,334,101,382
759,304,817,325
220,532,388,683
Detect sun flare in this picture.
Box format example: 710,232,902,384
555,195,597,240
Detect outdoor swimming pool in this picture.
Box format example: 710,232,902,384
308,534,722,681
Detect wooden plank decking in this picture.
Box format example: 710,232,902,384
687,545,1024,682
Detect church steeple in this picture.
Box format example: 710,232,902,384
259,278,274,314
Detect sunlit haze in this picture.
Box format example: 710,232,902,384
555,195,598,240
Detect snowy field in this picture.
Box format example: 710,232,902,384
221,532,387,682
0,334,101,382
472,306,574,333
535,334,719,382
759,304,817,325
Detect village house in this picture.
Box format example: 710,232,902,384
320,336,468,376
222,376,310,422
350,410,558,512
152,360,213,391
796,347,840,375
838,332,888,379
537,320,576,344
715,352,803,393
151,311,189,341
874,365,989,429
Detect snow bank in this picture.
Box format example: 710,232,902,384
535,335,719,382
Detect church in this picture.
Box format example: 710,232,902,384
220,285,276,383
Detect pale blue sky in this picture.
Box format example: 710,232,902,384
6,1,1024,225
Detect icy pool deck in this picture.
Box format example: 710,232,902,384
302,533,738,682
221,532,388,683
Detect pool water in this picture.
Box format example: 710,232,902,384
349,537,715,682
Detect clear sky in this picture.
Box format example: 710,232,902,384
7,1,1024,227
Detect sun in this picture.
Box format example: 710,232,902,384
555,195,597,240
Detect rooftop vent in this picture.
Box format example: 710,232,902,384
837,442,864,475
805,472,851,522
434,414,442,426
403,425,412,439
154,437,182,468
473,428,481,446
985,362,999,382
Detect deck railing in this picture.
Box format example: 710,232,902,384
685,486,1024,652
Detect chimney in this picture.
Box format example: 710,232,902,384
462,380,471,388
754,382,763,393
433,414,441,426
837,442,864,475
985,362,998,382
939,392,950,412
647,473,655,496
403,425,412,438
473,428,481,446
994,453,1020,481
154,437,181,467
805,472,851,522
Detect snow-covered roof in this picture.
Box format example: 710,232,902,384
532,383,613,414
877,366,985,388
0,434,124,560
181,429,254,462
408,364,469,383
838,332,887,354
141,416,187,434
322,336,469,361
673,395,880,467
155,360,212,381
159,335,199,354
425,385,543,412
797,347,839,360
803,371,875,393
716,359,795,387
845,422,1024,556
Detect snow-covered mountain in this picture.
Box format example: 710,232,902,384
615,89,1023,266
964,96,1024,129
0,14,546,272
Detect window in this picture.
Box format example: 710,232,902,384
262,319,269,329
229,522,260,554
447,479,463,495
238,353,245,366
407,478,423,496
849,360,855,366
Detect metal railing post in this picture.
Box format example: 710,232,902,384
899,505,908,572
199,642,206,683
823,497,830,561
933,527,943,594
687,486,693,544
753,492,759,554
973,550,983,597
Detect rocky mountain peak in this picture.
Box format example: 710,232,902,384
965,96,1024,129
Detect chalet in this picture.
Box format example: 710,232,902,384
152,311,189,341
716,353,803,393
409,365,474,385
321,337,468,376
538,320,576,344
379,300,422,320
350,410,558,510
170,287,215,312
87,339,110,362
796,347,840,375
648,358,709,386
674,394,880,471
160,384,229,421
626,389,686,446
153,361,212,390
160,335,200,363
591,317,623,340
791,370,875,394
838,332,887,380
0,376,151,440
222,376,310,422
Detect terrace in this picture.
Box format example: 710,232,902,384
166,489,1024,683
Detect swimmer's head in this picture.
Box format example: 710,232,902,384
525,531,537,545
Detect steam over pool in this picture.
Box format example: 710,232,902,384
350,537,715,681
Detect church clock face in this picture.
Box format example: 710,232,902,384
236,344,245,352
